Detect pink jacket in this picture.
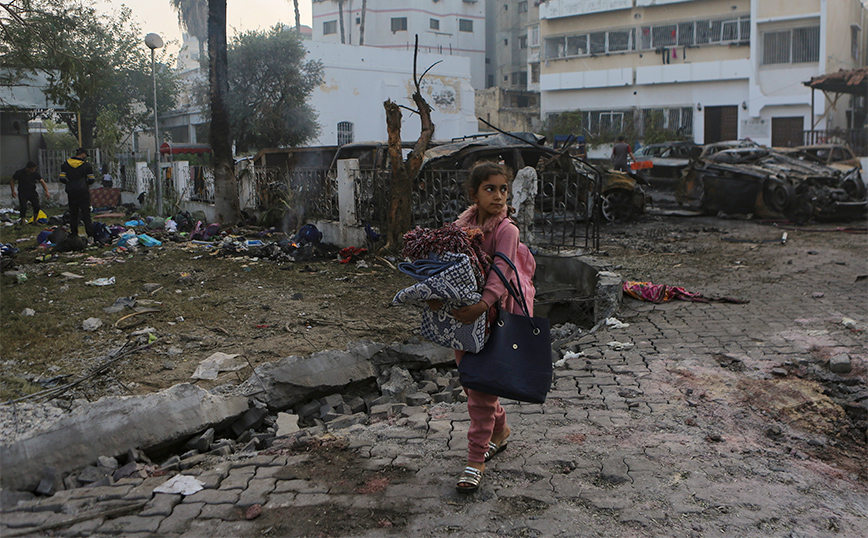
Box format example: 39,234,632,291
455,206,536,316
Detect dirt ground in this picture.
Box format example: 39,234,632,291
0,202,864,406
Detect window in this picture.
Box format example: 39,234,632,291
852,25,861,61
511,71,527,85
762,25,820,65
323,20,337,35
337,122,354,146
519,36,527,49
504,39,509,46
391,17,407,32
529,25,539,47
430,18,440,31
531,63,540,84
459,19,473,33
519,2,528,13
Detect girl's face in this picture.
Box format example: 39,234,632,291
471,173,509,223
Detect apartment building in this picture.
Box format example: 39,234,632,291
311,0,487,90
538,0,867,147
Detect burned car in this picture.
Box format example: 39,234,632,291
421,132,647,224
633,140,701,185
677,145,866,223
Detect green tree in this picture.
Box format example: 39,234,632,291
0,0,179,148
169,0,207,61
42,117,78,150
224,25,322,153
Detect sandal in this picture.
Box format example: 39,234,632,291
455,466,483,493
484,440,508,462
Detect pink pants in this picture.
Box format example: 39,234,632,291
455,350,506,463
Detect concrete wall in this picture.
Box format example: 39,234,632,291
305,41,478,146
311,0,486,90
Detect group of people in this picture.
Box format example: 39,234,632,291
11,148,113,240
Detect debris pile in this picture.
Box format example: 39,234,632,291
678,145,866,223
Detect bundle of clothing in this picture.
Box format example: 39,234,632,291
393,225,494,352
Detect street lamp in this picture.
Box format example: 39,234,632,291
145,32,164,216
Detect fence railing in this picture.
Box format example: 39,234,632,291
803,128,867,156
254,164,600,251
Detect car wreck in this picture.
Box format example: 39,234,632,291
677,144,866,223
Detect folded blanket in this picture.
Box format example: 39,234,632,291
393,252,488,352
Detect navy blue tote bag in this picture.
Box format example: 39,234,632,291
458,253,552,404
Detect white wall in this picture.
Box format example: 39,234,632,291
305,41,478,146
311,0,486,89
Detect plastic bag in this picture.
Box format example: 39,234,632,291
137,234,162,247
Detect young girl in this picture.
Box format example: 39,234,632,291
448,161,536,493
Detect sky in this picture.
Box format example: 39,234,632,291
94,1,314,56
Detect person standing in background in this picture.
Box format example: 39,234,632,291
101,163,113,188
611,135,636,172
11,161,50,224
59,148,95,239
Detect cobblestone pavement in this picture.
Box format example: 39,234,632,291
2,221,867,537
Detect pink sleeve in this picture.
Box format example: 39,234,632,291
481,221,520,308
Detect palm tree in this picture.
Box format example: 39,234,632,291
206,0,239,223
169,0,208,62
359,0,367,46
338,0,346,44
292,0,301,34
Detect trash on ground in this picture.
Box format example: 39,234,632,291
607,341,635,351
191,352,245,380
85,277,116,286
605,317,630,329
153,474,204,496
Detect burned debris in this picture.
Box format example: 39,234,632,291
676,144,866,223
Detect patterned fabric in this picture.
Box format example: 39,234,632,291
401,224,488,290
393,252,488,352
623,281,749,304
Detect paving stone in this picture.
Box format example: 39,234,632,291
220,468,256,490
265,492,297,508
57,517,104,536
230,454,280,469
183,488,240,505
237,478,277,507
157,501,204,534
96,514,162,534
272,479,330,495
139,493,182,517
198,502,244,521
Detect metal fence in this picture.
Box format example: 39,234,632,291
263,165,600,251
804,128,867,157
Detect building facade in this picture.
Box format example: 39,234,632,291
538,0,867,148
311,0,487,90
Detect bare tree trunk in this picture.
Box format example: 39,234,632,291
359,0,367,46
293,0,301,33
382,37,436,252
208,0,239,224
338,0,345,44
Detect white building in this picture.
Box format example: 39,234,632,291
538,0,867,148
311,0,487,90
305,41,477,145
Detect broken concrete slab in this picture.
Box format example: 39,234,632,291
0,384,247,492
239,343,382,410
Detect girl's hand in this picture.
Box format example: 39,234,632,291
452,301,488,324
427,299,443,311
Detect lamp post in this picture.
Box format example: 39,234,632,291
145,33,164,216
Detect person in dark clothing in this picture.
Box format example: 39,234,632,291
611,136,636,172
11,161,50,224
59,148,95,238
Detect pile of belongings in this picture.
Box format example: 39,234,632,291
392,225,492,352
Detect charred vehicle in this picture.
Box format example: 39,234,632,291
421,132,647,224
633,141,700,186
677,144,866,223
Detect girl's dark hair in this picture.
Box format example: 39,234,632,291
464,160,513,200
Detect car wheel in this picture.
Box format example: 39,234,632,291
601,189,635,222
